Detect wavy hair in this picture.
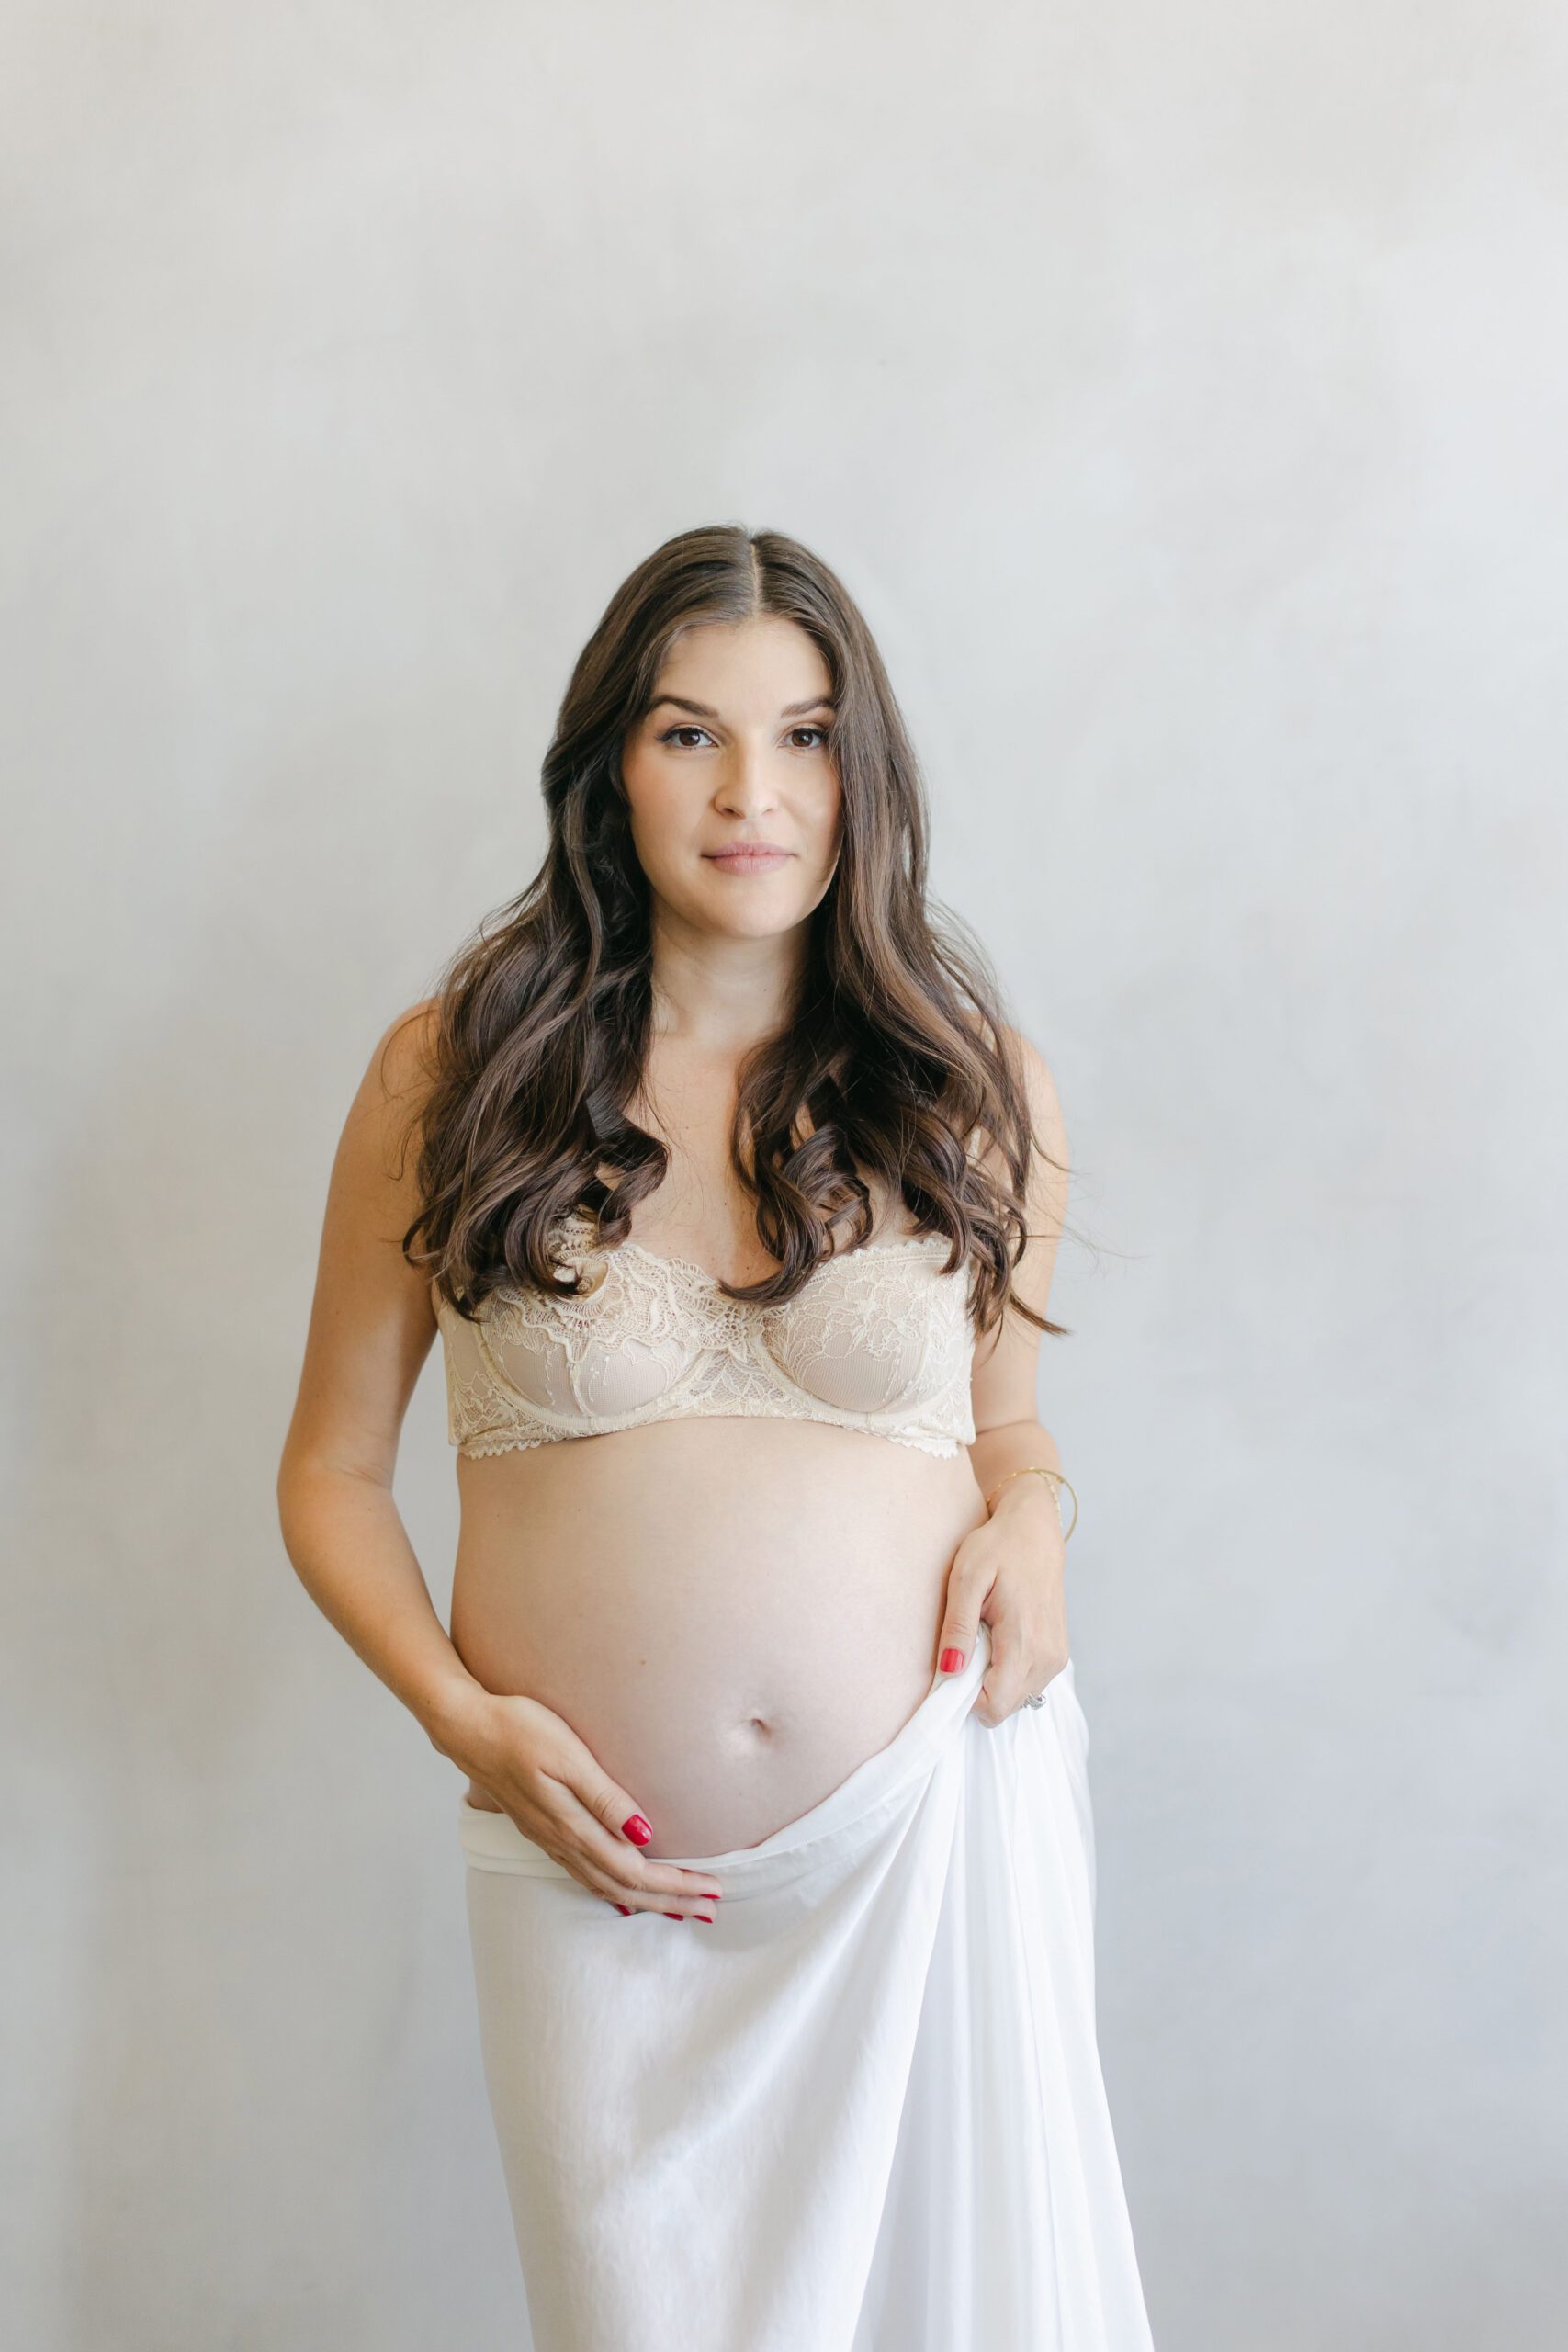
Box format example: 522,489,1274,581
398,523,1068,1342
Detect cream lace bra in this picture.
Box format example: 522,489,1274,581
433,1206,978,1461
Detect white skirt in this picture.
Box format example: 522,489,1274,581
458,1622,1156,2351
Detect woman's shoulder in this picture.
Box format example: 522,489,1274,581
340,998,445,1189
352,996,444,1132
1003,1022,1065,1147
956,1010,1066,1159
371,995,443,1083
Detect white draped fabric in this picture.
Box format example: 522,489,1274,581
459,1622,1156,2351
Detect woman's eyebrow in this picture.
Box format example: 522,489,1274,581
647,695,837,719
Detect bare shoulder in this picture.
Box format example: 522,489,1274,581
958,1007,1069,1176
343,996,444,1183
369,994,443,1108
1001,1022,1068,1171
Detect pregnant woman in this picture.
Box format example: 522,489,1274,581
276,525,1156,2351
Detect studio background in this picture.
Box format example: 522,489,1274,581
5,5,1563,2346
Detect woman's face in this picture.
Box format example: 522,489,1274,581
619,616,841,942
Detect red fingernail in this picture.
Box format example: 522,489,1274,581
940,1647,965,1673
696,1914,715,1925
615,1904,633,1916
664,1912,682,1921
622,1815,653,1844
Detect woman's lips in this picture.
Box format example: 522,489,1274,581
704,847,794,872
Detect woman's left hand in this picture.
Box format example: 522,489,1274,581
936,1483,1070,1726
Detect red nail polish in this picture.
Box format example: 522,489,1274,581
940,1646,965,1674
664,1912,683,1921
622,1815,653,1844
615,1904,633,1916
696,1914,715,1925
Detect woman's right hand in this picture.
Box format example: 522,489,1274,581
444,1689,724,1922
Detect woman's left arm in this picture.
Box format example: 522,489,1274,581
939,1028,1074,1727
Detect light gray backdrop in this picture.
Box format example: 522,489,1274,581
6,5,1563,2346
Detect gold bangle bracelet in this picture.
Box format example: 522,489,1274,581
983,1464,1078,1541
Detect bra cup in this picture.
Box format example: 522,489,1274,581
467,1259,705,1422
757,1322,926,1415
480,1320,691,1419
757,1251,967,1416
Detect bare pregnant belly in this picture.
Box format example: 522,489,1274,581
447,1416,987,1855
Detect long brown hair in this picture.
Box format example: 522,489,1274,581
398,524,1068,1341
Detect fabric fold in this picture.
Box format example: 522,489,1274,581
459,1621,1156,2351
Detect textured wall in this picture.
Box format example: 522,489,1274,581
5,4,1563,2346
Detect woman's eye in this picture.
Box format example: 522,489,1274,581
657,723,829,752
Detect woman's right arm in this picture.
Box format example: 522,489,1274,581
275,1001,491,1758
274,1003,723,1918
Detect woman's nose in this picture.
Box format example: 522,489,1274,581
714,752,779,817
